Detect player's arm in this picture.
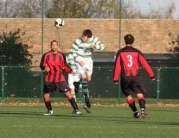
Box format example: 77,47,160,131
113,51,121,84
71,38,86,67
71,38,83,62
39,53,50,72
93,37,105,50
138,53,155,80
39,54,46,70
61,54,73,74
66,54,77,72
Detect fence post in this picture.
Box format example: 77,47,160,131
118,79,121,103
156,68,160,103
40,72,44,99
41,0,44,100
1,66,5,103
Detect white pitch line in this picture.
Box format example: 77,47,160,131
13,125,65,128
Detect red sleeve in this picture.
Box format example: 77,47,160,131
113,55,121,83
39,54,47,70
61,54,72,73
138,54,155,79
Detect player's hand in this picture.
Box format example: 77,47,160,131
90,44,96,49
45,66,50,72
71,71,76,76
79,60,85,67
151,78,155,81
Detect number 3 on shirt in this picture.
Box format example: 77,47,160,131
127,55,133,67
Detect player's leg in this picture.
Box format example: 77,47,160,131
82,60,93,112
85,60,93,81
82,80,91,113
134,76,148,118
76,60,92,81
65,91,81,115
68,74,77,101
121,77,139,118
56,82,81,115
68,73,82,114
137,93,148,118
126,94,140,118
43,82,55,115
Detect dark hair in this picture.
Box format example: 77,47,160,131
82,29,92,38
124,34,134,45
50,40,58,46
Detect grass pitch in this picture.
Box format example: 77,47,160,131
0,106,179,138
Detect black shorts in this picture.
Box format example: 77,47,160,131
43,81,70,93
120,76,146,96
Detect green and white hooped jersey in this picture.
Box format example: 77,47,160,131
66,54,76,72
71,36,105,62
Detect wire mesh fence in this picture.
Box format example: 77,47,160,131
0,66,179,104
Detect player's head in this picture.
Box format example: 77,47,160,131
124,34,134,45
82,29,92,42
50,40,58,52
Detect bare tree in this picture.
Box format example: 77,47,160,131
0,0,15,17
45,0,133,18
0,0,50,18
0,0,177,19
13,0,50,18
45,0,177,19
134,2,176,19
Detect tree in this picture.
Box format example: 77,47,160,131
0,25,38,98
136,2,176,19
45,0,177,19
0,25,33,66
166,32,179,66
0,0,14,17
0,0,49,18
0,0,177,19
12,0,50,18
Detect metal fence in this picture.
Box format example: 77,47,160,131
1,66,179,104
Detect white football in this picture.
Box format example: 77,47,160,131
54,18,65,28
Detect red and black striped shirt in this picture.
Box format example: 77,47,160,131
40,51,72,82
113,46,155,83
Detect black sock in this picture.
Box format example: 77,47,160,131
127,99,137,112
83,93,91,107
138,98,146,111
44,99,52,111
69,98,79,111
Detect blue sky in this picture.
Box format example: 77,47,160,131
133,0,179,19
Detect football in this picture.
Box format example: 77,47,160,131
54,18,65,28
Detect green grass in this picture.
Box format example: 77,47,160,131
0,106,179,138
2,97,179,105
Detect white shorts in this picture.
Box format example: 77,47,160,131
76,59,93,76
68,73,81,89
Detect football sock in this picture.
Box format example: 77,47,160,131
82,81,90,107
71,93,77,102
127,98,137,112
82,81,89,101
82,81,88,93
44,99,52,111
83,92,89,101
68,96,79,111
138,97,146,111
